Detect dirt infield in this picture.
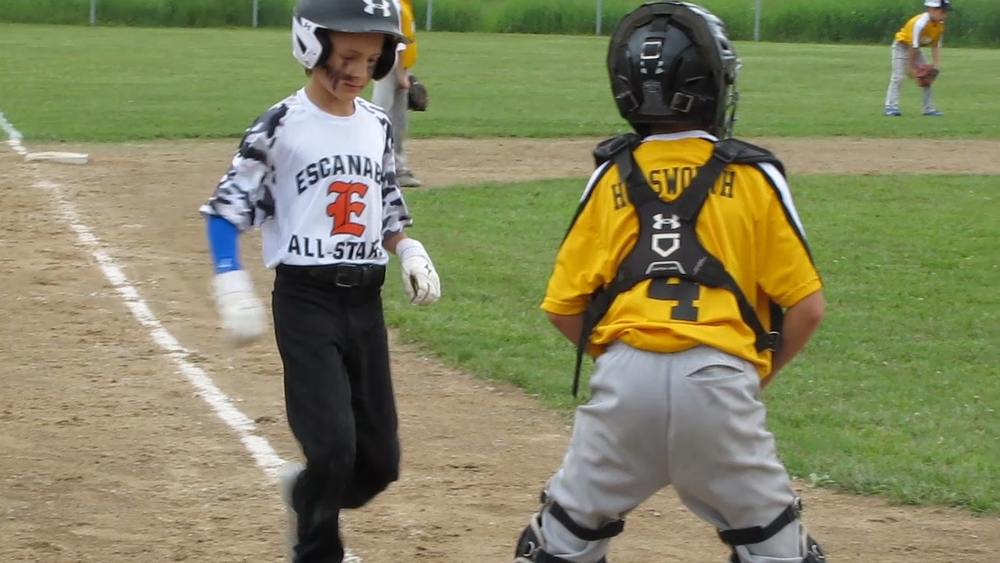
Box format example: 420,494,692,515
1,138,997,562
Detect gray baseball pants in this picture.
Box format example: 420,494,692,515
540,343,807,563
885,40,936,112
372,61,411,175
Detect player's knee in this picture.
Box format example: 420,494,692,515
303,437,355,482
720,498,827,563
341,455,399,509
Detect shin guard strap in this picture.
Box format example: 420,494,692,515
718,501,801,546
548,502,625,542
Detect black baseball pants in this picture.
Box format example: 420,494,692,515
272,266,400,563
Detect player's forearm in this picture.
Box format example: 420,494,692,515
383,231,407,254
762,290,825,388
206,215,241,273
932,46,941,67
396,62,409,89
547,312,585,347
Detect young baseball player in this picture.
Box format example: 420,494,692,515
512,3,827,563
884,0,952,116
199,0,441,561
371,0,421,187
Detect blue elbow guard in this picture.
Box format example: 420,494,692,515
206,215,241,274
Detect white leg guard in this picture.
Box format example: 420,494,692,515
514,512,609,563
722,499,826,563
731,528,826,563
514,488,622,563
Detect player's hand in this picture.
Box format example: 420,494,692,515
396,238,441,305
397,71,412,91
212,269,267,346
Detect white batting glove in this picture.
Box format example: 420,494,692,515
211,269,267,347
395,238,441,306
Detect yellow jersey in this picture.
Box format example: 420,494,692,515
541,131,822,376
894,12,945,48
397,0,418,68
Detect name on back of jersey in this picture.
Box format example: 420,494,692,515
610,165,737,210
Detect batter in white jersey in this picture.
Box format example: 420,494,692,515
201,89,412,268
200,1,441,561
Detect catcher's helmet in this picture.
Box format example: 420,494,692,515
607,2,740,138
291,0,409,80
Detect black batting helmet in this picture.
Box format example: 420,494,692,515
291,0,410,80
607,2,741,138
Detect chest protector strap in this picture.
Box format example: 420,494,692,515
572,135,785,397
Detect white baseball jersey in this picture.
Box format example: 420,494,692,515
200,89,413,268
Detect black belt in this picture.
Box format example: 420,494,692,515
276,263,386,289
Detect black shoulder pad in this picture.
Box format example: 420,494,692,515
714,138,786,177
593,133,640,167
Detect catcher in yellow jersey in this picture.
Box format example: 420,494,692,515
512,3,827,563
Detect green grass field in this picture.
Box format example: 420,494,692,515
1,24,999,141
1,24,998,514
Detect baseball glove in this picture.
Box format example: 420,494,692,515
915,64,940,87
408,75,429,112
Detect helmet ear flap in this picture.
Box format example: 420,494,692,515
292,15,331,69
608,35,638,116
372,37,399,81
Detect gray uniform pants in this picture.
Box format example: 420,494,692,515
541,343,806,563
884,40,935,112
372,62,411,175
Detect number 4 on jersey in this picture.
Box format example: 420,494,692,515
648,279,700,321
326,181,368,236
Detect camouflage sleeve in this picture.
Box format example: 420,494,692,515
380,119,414,237
199,104,287,231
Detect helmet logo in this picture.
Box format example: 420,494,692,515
362,0,392,17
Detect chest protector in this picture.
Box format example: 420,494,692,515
572,134,787,396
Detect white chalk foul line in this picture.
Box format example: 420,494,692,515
35,175,289,480
0,110,29,156
2,114,363,563
1,111,89,164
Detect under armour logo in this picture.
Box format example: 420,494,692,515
653,213,681,230
362,0,392,17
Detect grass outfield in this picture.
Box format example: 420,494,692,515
1,24,999,141
384,175,999,514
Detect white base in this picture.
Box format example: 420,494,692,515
25,151,89,165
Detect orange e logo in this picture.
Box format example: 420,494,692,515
326,181,368,236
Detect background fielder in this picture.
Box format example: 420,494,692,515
200,0,441,561
512,3,827,563
884,0,952,117
371,0,422,187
